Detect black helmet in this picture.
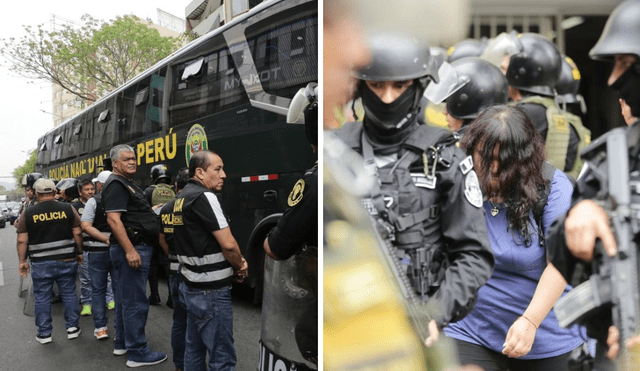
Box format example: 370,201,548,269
446,58,509,120
590,0,640,60
556,56,581,104
150,164,172,184
22,173,43,189
506,33,562,97
56,178,80,200
447,38,488,63
357,33,439,83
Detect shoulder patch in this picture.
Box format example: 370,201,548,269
288,179,305,207
459,156,474,175
464,170,483,208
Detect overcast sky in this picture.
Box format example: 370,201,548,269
0,1,189,186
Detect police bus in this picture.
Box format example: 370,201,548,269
34,0,317,305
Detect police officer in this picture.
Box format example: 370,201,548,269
80,170,116,340
15,178,83,344
158,167,189,371
102,144,167,366
506,33,591,178
555,55,591,178
261,82,318,369
172,150,248,371
144,164,174,306
334,32,494,343
56,178,80,203
546,0,640,368
20,173,43,211
442,57,509,137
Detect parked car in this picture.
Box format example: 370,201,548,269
0,208,6,228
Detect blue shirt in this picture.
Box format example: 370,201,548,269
444,170,585,359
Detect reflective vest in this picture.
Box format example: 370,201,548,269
518,95,591,179
83,194,111,252
24,200,77,261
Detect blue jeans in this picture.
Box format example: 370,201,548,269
110,243,152,357
170,274,187,369
180,281,236,371
90,251,116,329
31,260,80,336
79,251,92,305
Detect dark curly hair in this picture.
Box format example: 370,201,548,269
460,105,546,246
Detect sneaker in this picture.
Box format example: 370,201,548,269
80,304,92,316
67,326,81,339
113,348,128,356
126,351,167,368
107,301,115,310
36,334,52,344
94,327,109,340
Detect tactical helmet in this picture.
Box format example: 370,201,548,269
356,33,439,83
446,58,509,120
22,173,43,189
287,82,318,146
590,0,640,60
556,56,581,104
56,178,80,200
150,164,172,184
506,33,562,97
447,38,488,63
481,31,521,70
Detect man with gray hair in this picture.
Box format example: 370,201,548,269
102,145,167,367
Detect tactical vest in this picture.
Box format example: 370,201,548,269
518,96,591,178
338,122,453,296
151,183,176,206
84,194,111,252
103,174,158,240
24,200,77,262
160,198,180,274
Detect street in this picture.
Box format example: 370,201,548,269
0,225,262,371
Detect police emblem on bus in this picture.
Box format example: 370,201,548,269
185,124,209,166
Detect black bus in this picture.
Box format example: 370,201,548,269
35,0,318,302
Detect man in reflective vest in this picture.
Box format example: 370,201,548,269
16,178,83,344
173,150,248,371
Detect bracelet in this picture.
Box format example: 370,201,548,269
519,315,538,330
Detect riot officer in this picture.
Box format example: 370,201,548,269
56,178,80,202
143,164,174,306
441,57,509,137
20,172,43,212
260,82,318,370
506,33,591,179
546,0,640,368
334,32,494,343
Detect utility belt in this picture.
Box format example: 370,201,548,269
125,227,156,247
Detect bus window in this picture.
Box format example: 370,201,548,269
169,33,249,128
94,102,114,151
117,88,136,143
245,4,317,99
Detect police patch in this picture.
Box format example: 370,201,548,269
288,179,305,207
459,156,474,175
464,170,483,208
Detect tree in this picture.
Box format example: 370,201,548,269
0,15,182,103
12,149,37,189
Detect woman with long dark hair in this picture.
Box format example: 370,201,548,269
444,105,585,371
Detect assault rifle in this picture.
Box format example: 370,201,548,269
372,219,458,371
554,128,640,368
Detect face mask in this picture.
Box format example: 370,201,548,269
611,64,640,118
360,83,417,130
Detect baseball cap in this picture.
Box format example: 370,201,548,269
93,170,112,184
34,179,56,194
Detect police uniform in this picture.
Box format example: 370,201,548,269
335,121,494,327
172,179,233,289
22,200,81,261
516,96,588,177
267,163,318,259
